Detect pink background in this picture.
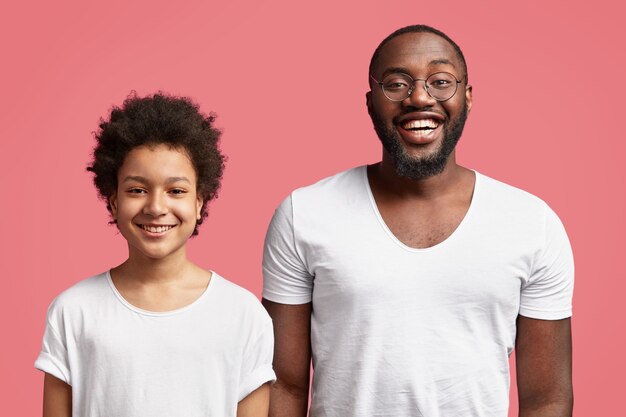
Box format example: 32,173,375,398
1,0,624,415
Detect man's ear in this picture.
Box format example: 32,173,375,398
366,91,373,116
109,192,118,219
465,84,473,114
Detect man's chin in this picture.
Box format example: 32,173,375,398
372,117,463,180
392,153,449,180
380,135,447,180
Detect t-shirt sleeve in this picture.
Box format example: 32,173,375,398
34,299,72,384
238,319,276,401
519,205,574,320
262,195,314,304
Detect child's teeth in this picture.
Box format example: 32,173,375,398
143,225,173,232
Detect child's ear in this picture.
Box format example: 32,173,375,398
196,196,203,221
109,192,118,219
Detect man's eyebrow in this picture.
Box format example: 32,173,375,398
380,67,413,77
380,60,457,78
122,175,192,184
428,58,456,68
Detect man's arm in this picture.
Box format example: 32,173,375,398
43,373,71,417
262,299,311,417
516,316,573,417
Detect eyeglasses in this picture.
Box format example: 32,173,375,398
370,72,462,102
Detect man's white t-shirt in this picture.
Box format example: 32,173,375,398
263,167,574,417
36,271,275,417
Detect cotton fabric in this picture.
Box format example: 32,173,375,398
263,166,574,417
36,271,275,417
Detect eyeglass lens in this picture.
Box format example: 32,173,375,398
381,72,458,101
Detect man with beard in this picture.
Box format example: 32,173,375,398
262,25,573,417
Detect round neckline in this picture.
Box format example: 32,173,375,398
105,270,216,317
362,166,480,253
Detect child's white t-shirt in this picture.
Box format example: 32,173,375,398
36,271,275,417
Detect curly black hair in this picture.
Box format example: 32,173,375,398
87,91,226,236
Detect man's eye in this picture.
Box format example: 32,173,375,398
431,79,450,87
428,75,455,89
384,80,409,90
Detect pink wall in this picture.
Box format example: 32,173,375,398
1,0,623,415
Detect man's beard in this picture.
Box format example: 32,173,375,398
371,105,468,180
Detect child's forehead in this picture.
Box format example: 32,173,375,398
119,144,197,179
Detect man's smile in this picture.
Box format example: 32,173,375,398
395,113,445,145
401,118,440,131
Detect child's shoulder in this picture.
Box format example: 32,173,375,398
209,272,270,319
210,272,259,301
48,271,111,312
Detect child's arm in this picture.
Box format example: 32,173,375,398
43,373,71,417
237,383,270,417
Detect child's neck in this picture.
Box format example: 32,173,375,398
117,247,194,285
110,248,212,312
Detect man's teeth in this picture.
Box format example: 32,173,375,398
141,225,174,233
402,119,439,130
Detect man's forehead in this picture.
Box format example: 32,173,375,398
373,32,460,74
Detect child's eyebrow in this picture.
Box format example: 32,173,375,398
122,175,149,184
122,175,192,184
166,176,192,184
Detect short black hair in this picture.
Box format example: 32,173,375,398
87,91,226,236
369,24,468,82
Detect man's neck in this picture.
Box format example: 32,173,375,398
370,154,469,200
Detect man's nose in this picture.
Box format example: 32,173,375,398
403,80,436,107
143,193,167,216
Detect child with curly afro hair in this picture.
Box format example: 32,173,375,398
36,92,275,417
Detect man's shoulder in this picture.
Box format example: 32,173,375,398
286,165,366,209
292,165,364,196
269,166,368,231
477,171,550,212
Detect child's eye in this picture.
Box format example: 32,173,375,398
127,188,146,194
169,189,187,195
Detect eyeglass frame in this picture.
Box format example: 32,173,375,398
369,71,463,102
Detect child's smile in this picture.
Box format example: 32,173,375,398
136,223,177,235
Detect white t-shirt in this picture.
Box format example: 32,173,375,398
36,271,275,417
263,166,574,417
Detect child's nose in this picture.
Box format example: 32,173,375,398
143,193,168,216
